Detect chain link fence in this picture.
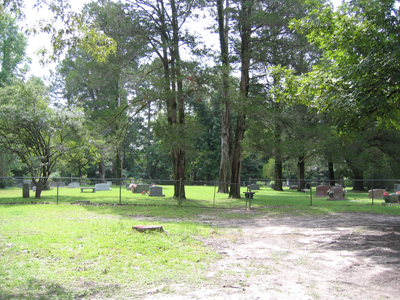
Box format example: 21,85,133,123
1,176,399,209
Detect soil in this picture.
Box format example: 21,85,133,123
144,211,400,300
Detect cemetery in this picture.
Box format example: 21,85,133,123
1,0,400,298
0,184,399,300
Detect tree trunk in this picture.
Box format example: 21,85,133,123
328,161,335,186
171,0,186,199
116,148,123,184
274,158,283,191
297,156,305,191
146,102,152,178
229,113,246,198
78,163,82,181
99,156,105,183
217,0,232,194
33,178,47,198
229,0,251,198
273,121,283,191
352,169,364,191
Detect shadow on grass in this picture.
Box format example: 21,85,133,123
0,278,119,300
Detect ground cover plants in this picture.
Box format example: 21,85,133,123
1,185,400,299
1,185,399,214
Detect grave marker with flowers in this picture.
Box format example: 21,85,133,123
388,191,400,203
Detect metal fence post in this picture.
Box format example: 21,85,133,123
57,177,59,205
179,178,182,206
249,177,252,210
213,181,216,208
371,179,374,205
119,179,122,205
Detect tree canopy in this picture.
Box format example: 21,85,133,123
2,0,400,197
0,77,85,197
294,0,400,130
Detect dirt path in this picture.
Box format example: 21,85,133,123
146,212,400,300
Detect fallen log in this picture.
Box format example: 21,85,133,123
132,225,164,232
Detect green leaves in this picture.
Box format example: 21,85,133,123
32,2,117,64
292,0,400,130
0,77,86,196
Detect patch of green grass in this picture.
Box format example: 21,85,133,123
2,185,400,216
0,204,220,298
1,185,399,298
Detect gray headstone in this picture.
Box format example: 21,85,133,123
68,182,80,188
50,182,66,187
134,184,150,193
388,193,400,203
23,182,30,198
249,184,260,190
149,186,165,197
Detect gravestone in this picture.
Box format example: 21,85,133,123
388,193,400,203
68,182,80,188
249,183,260,190
329,186,346,200
95,183,112,191
289,185,298,190
134,184,150,193
394,184,400,192
22,181,30,198
149,186,165,197
368,189,386,199
50,182,66,187
316,185,332,197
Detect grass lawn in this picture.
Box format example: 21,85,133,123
0,185,398,211
0,204,221,299
1,185,399,298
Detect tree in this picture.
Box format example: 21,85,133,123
125,0,205,199
56,1,148,182
0,16,27,86
227,0,253,198
232,0,320,193
294,0,400,130
0,77,85,198
215,0,233,193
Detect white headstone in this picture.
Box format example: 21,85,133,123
95,183,112,191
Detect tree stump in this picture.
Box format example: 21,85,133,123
132,225,164,232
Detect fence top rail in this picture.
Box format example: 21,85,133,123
3,177,400,184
